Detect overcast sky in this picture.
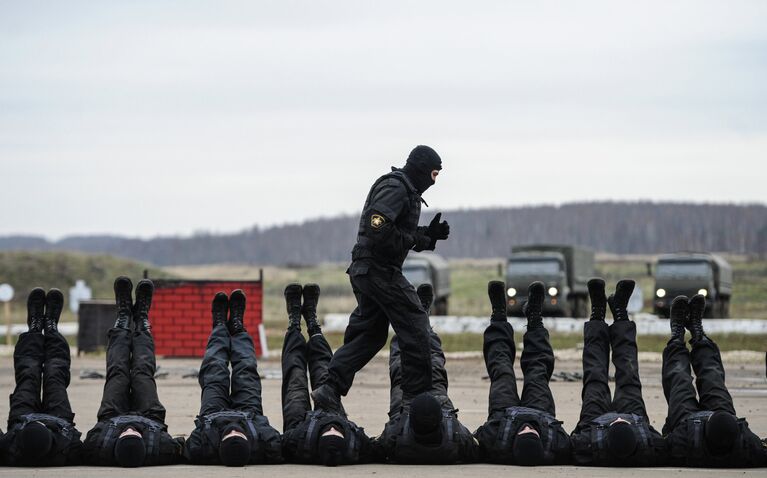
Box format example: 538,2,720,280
1,0,765,239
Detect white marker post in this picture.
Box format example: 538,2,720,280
0,284,15,346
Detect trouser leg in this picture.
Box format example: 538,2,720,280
130,330,166,423
388,335,403,419
229,331,263,416
199,324,231,416
610,320,648,418
690,337,736,415
482,321,520,416
576,320,611,430
9,332,44,422
41,330,74,421
520,326,556,416
661,339,699,434
326,278,390,396
281,327,310,432
97,328,132,421
428,327,454,409
307,332,333,391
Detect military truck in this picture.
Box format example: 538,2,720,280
505,244,595,317
653,253,732,318
402,251,451,315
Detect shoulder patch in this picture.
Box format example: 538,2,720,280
371,214,386,229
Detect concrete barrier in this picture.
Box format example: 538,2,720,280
323,313,767,335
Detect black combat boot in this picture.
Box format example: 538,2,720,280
27,288,46,333
284,283,303,331
311,383,345,416
417,283,434,315
44,288,64,334
134,279,154,332
211,292,228,330
302,284,322,336
669,295,689,342
588,278,607,321
228,289,246,335
687,294,707,342
523,281,545,329
113,276,133,329
488,281,507,322
607,279,635,321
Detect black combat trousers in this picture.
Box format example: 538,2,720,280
388,324,452,418
483,322,556,416
661,336,736,433
9,330,74,423
199,323,263,417
327,260,432,397
576,320,648,430
281,327,333,431
97,328,166,422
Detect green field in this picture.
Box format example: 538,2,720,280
1,252,765,352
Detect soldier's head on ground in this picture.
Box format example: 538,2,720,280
705,411,739,455
606,421,637,458
219,425,250,467
512,423,544,466
410,392,443,445
318,424,346,466
402,145,442,193
18,421,53,462
114,428,146,467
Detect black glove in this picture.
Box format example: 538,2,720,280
427,213,450,241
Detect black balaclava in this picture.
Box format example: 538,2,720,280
705,411,739,455
401,145,442,194
317,423,346,466
512,424,545,466
410,392,443,445
114,434,146,467
18,422,53,462
219,424,251,467
606,422,637,458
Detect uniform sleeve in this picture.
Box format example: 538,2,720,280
364,181,422,256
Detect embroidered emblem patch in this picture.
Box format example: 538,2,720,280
371,214,386,229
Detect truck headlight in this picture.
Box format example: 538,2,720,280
656,288,666,298
698,289,708,297
548,287,558,297
507,288,517,297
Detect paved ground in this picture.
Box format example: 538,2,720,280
0,351,765,477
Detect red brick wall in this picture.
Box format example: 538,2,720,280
150,280,263,357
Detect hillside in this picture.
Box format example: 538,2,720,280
2,201,766,266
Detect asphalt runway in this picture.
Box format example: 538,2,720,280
0,351,765,477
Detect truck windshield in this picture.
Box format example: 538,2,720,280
508,260,561,276
403,267,431,286
657,261,712,279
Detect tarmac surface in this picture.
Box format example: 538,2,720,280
0,350,765,477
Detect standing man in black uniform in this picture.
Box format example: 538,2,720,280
570,279,667,466
183,290,282,466
474,281,571,466
313,145,450,413
376,284,478,464
82,277,183,467
662,294,767,467
280,283,375,466
0,288,82,466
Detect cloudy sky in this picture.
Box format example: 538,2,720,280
1,0,765,239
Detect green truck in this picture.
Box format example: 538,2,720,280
402,251,451,315
653,253,733,318
505,244,595,317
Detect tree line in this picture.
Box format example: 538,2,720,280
1,201,765,266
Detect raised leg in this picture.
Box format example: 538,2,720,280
229,331,263,415
690,337,736,415
610,320,648,418
520,326,556,416
482,321,520,416
661,338,699,434
97,328,133,421
576,320,612,430
129,330,166,423
199,323,231,416
41,330,74,421
9,332,45,422
281,327,310,431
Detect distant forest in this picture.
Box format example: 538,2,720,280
2,202,766,266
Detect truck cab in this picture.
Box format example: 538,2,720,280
653,253,732,318
402,251,451,315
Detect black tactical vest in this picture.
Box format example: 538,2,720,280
290,410,362,464
96,415,163,464
590,412,655,465
352,170,423,267
489,406,567,464
391,410,461,464
6,413,78,461
683,410,754,467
